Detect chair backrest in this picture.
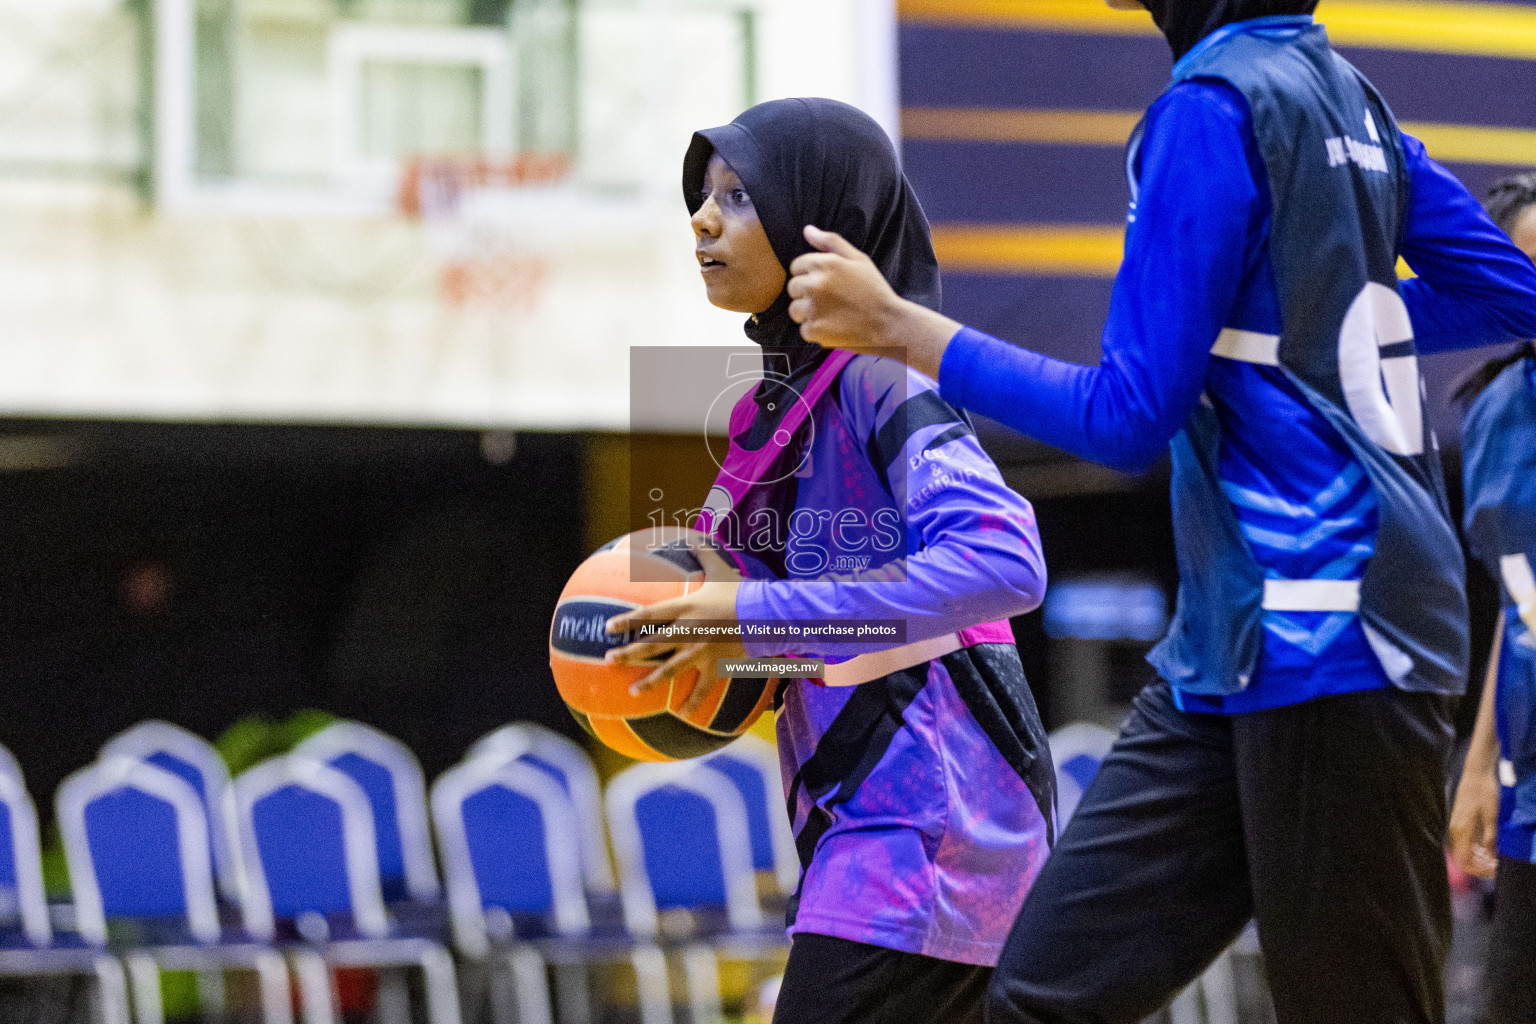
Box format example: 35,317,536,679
234,755,390,941
0,744,20,783
292,721,439,903
702,735,797,894
467,723,614,893
100,720,243,901
1048,723,1118,829
0,759,51,947
431,757,589,956
57,756,221,947
605,762,762,937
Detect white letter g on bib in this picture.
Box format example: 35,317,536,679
1339,282,1424,456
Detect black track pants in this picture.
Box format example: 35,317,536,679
987,680,1453,1024
773,933,991,1024
1489,856,1536,1024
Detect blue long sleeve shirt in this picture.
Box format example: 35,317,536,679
940,82,1536,474
939,77,1536,712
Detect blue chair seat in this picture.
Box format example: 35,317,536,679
386,897,450,938
235,754,462,1024
56,756,291,1024
0,921,97,953
0,923,36,951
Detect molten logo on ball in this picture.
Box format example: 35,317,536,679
548,527,776,761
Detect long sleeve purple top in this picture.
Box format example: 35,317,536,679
735,353,1046,659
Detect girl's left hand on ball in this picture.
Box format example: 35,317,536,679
604,546,746,715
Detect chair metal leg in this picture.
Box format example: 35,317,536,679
125,952,166,1024
290,950,338,1024
378,968,412,1024
251,949,296,1024
552,961,591,1024
490,958,519,1024
1198,949,1239,1024
681,945,721,1024
630,945,673,1024
198,969,229,1017
507,947,554,1024
415,941,466,1024
90,955,132,1024
1167,979,1203,1024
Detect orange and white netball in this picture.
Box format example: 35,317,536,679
548,527,774,761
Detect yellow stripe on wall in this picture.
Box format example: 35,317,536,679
933,225,1421,277
898,0,1536,61
898,0,1159,34
904,107,1536,167
1322,0,1536,59
1401,122,1536,166
903,107,1140,145
932,224,1125,275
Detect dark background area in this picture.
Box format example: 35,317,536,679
0,423,583,812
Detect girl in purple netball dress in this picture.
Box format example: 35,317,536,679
606,98,1056,1024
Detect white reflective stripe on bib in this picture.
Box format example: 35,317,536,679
1501,759,1518,788
1499,553,1536,635
819,632,963,687
1211,328,1281,366
1261,578,1362,613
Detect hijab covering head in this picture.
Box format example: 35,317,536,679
1141,0,1318,60
683,97,941,358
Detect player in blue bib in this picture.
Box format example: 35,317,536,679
1450,173,1536,1024
782,1,1536,1022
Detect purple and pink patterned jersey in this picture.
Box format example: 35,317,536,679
730,352,1055,965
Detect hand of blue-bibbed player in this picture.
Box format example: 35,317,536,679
787,225,961,380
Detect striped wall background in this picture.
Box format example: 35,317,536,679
899,0,1536,372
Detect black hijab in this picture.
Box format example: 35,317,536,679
683,98,940,430
1142,0,1318,61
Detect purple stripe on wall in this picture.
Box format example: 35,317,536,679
900,26,1536,135
899,26,1170,111
1439,161,1536,201
906,140,1511,227
941,274,1113,368
903,141,1131,225
1340,48,1536,131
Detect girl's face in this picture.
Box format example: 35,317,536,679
1510,205,1536,261
691,153,787,314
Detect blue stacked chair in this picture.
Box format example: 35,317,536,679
0,753,51,950
233,754,461,1024
0,748,132,1024
466,723,616,897
292,721,441,906
606,761,779,1024
432,755,590,1024
0,744,19,786
460,724,639,1024
55,755,292,1024
700,735,798,904
99,721,243,902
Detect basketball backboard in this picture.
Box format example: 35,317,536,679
154,0,896,219
0,0,895,429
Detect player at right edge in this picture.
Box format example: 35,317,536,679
1451,172,1536,1024
779,0,1536,1021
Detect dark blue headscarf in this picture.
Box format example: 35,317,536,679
682,97,941,356
1144,0,1319,60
